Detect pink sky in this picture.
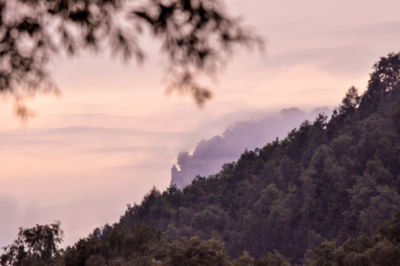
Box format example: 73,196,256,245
1,0,400,246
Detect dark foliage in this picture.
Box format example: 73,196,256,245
308,212,400,266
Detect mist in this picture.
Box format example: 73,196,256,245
171,107,332,189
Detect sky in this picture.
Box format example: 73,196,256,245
1,0,400,247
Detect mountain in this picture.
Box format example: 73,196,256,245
3,53,400,265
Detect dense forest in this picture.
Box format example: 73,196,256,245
2,53,400,265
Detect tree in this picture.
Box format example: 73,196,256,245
0,222,63,266
0,0,263,115
369,52,400,93
339,86,360,115
360,52,400,112
163,237,230,266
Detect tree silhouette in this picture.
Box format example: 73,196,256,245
0,222,63,266
0,0,263,115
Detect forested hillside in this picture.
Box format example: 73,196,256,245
2,53,400,265
116,53,400,263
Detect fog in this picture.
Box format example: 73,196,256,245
171,107,332,188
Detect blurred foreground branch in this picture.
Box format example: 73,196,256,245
0,0,263,117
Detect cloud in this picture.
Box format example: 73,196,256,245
263,45,373,76
88,146,170,154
